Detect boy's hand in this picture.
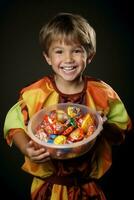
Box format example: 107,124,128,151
25,140,50,163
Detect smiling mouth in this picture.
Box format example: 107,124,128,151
60,66,77,72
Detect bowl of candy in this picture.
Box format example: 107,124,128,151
27,103,104,159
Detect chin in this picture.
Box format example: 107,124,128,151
61,73,80,82
63,76,78,82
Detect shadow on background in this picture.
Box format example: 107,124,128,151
1,0,133,199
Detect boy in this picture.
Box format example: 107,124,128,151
4,12,131,199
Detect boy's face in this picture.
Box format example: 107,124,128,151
44,40,91,82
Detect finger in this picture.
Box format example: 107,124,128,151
32,141,44,149
31,151,50,162
30,147,46,157
27,140,46,151
33,156,51,163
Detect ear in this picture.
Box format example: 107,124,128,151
87,53,95,64
42,51,52,65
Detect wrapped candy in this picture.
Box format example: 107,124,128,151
35,105,96,144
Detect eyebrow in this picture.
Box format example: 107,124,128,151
52,44,83,50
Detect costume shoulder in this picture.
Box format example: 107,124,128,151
86,76,117,93
19,76,59,117
20,76,53,94
85,76,119,110
85,76,131,130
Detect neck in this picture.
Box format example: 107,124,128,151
54,75,84,94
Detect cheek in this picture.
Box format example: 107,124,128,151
52,56,61,65
79,57,87,65
77,54,87,62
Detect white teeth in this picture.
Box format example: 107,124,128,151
60,66,76,70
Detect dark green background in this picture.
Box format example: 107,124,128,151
1,0,134,199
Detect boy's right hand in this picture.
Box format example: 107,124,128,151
25,140,51,163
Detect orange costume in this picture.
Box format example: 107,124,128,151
4,76,131,200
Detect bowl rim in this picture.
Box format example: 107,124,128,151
27,103,103,149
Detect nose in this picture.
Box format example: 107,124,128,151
64,52,74,63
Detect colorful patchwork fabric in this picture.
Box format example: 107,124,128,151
3,76,131,200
